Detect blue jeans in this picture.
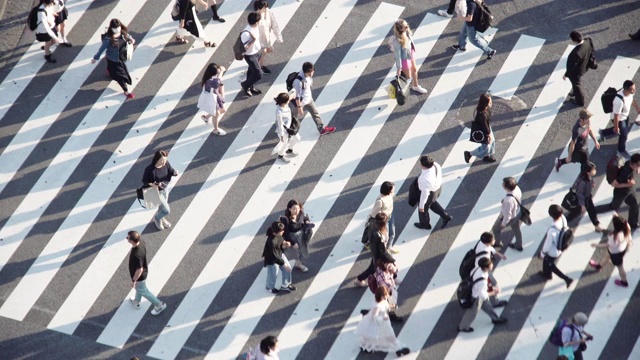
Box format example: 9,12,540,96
134,280,162,307
386,212,396,247
266,263,291,290
154,189,170,222
470,140,495,158
600,118,630,152
458,24,493,53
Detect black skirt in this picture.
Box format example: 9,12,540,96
107,59,132,87
55,7,69,25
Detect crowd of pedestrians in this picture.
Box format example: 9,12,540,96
25,0,639,358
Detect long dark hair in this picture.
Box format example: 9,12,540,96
151,150,168,166
580,161,596,181
201,63,220,87
285,199,302,219
106,19,128,47
374,212,388,234
476,93,491,114
612,215,630,240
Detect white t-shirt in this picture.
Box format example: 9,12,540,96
608,231,630,254
293,72,313,106
240,25,261,56
474,242,496,268
611,89,633,120
418,163,443,208
471,269,489,301
275,106,292,138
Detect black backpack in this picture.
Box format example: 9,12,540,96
28,6,44,32
601,87,623,114
456,269,484,309
606,154,625,185
554,219,574,251
474,2,493,33
171,0,182,21
286,72,304,92
233,31,251,61
459,241,487,279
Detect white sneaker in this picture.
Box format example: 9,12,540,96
438,9,453,18
412,85,428,94
153,217,164,230
213,128,227,136
151,302,167,315
129,298,141,309
161,218,172,228
277,155,291,164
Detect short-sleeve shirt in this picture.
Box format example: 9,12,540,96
129,241,148,281
561,324,583,351
465,0,479,26
240,25,261,56
616,161,635,185
474,241,496,268
611,90,633,120
571,120,589,151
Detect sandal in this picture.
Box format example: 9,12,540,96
204,41,216,48
201,114,209,123
175,36,187,44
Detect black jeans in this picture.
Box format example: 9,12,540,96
609,187,639,228
418,188,449,227
567,195,599,226
543,255,571,282
446,0,456,14
241,53,263,90
356,259,376,282
568,74,585,106
600,118,630,152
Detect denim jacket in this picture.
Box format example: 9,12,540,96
389,33,414,70
93,34,132,62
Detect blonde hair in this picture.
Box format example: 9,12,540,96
394,19,412,49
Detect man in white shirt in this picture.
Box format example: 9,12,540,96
240,12,264,97
539,204,573,288
292,62,336,135
598,80,640,158
491,177,523,250
474,232,508,308
458,257,507,332
414,155,452,230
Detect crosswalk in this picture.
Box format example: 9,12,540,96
0,0,638,359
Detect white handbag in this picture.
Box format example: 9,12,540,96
142,186,161,209
125,41,133,61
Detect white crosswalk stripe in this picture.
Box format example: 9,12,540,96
0,1,638,359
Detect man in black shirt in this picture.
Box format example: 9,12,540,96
452,0,496,60
609,153,640,230
128,231,166,315
563,31,595,107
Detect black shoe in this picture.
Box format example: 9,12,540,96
360,309,369,316
508,243,523,251
569,98,584,106
280,284,296,292
360,347,373,354
482,156,496,163
62,42,72,47
395,347,410,357
261,66,271,74
493,300,508,308
464,151,471,164
414,222,431,230
487,49,496,60
212,15,226,23
389,313,403,323
457,327,474,332
565,278,573,289
492,317,508,325
452,44,466,51
630,32,640,40
271,288,280,294
441,216,452,229
242,87,252,97
44,54,57,63
537,271,552,281
250,87,262,95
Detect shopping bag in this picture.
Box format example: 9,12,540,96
125,42,133,61
140,186,161,209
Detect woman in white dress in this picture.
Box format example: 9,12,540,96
356,285,410,356
197,63,226,135
254,0,283,74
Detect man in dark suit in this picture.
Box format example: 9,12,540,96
563,31,594,107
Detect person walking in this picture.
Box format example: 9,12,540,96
607,152,640,231
370,181,397,254
457,257,507,332
282,200,313,273
589,213,633,287
52,0,72,47
373,256,403,322
197,63,227,136
35,0,62,63
491,177,523,250
566,162,603,232
127,231,167,315
239,12,264,97
555,109,600,172
452,0,496,60
91,19,136,99
464,93,496,163
388,19,428,94
356,285,410,356
598,80,640,158
291,62,336,135
262,221,296,294
559,312,594,360
254,1,283,75
414,155,452,230
206,0,225,22
174,0,215,47
273,92,300,164
562,31,595,107
142,150,179,231
437,0,458,18
538,204,574,288
473,232,508,308
354,213,391,287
